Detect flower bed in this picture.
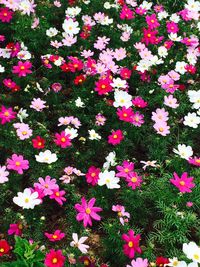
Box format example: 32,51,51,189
0,0,200,266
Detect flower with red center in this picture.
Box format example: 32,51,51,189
3,79,16,89
170,172,195,193
122,229,142,258
45,230,65,242
108,130,124,145
116,161,134,178
132,97,148,108
142,28,158,45
95,78,113,95
0,105,16,125
54,131,72,148
0,8,13,23
85,166,100,186
74,74,86,85
164,40,174,49
7,154,29,174
8,222,23,236
68,57,83,72
49,189,66,205
146,14,160,29
125,172,143,190
60,63,70,72
44,249,65,267
185,65,197,74
32,136,45,149
79,256,96,267
12,61,32,77
188,157,200,167
0,240,10,256
6,42,21,57
156,257,169,267
75,197,102,228
117,107,134,122
120,68,132,79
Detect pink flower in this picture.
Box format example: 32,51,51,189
120,68,132,79
74,197,102,228
0,105,16,125
120,5,134,20
127,258,148,267
13,123,33,140
170,172,195,193
164,95,179,109
0,165,9,184
188,157,200,167
146,14,160,29
152,108,169,122
7,154,29,174
108,130,124,145
85,166,100,186
30,98,46,112
95,113,106,126
44,249,65,267
34,176,59,196
112,204,130,225
95,77,112,95
125,172,143,190
168,70,180,81
122,229,142,258
186,201,193,207
116,161,134,178
8,223,23,236
131,112,145,127
153,121,170,136
142,28,158,45
117,107,134,122
162,80,179,93
132,97,148,108
0,7,13,23
45,230,65,242
12,61,32,77
166,22,179,33
49,189,66,205
54,131,72,148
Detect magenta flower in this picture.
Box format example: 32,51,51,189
108,130,124,145
7,154,29,174
0,7,13,23
188,157,200,167
122,229,142,258
49,189,66,205
75,197,102,228
116,161,134,178
8,223,23,236
131,112,145,127
85,166,100,186
12,61,32,77
45,230,65,242
170,172,195,193
34,176,59,196
146,14,160,29
125,172,143,190
0,105,16,125
54,131,72,148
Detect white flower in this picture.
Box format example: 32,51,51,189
140,1,152,10
75,97,85,107
103,151,116,169
88,129,101,140
175,61,187,74
13,188,41,209
70,233,89,254
188,90,200,109
158,11,168,20
168,258,187,267
98,170,120,189
46,27,58,37
35,150,58,164
169,14,180,23
65,127,78,139
158,46,168,58
111,78,127,89
169,33,182,42
185,0,200,12
17,108,29,122
183,241,200,263
183,112,200,128
62,18,80,36
137,59,152,72
0,64,5,73
65,7,81,17
140,160,158,170
173,144,193,160
197,22,200,31
113,90,132,108
104,2,111,9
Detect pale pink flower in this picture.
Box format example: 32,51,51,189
164,95,179,108
30,98,46,112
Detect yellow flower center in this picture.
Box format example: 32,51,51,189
61,137,66,142
0,248,5,252
55,192,60,197
52,235,58,239
128,241,134,247
4,111,9,117
20,66,25,70
25,198,29,203
18,224,23,230
159,127,164,132
131,177,137,183
195,159,200,163
15,161,21,166
91,172,96,177
52,257,58,263
179,181,185,186
194,254,199,260
118,212,122,217
22,131,27,135
101,85,106,89
113,134,118,139
84,260,90,266
85,208,91,214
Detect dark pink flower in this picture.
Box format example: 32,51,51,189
0,105,16,124
45,230,65,242
108,130,124,145
7,154,29,174
12,61,32,77
170,172,195,193
122,229,142,258
44,249,65,267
